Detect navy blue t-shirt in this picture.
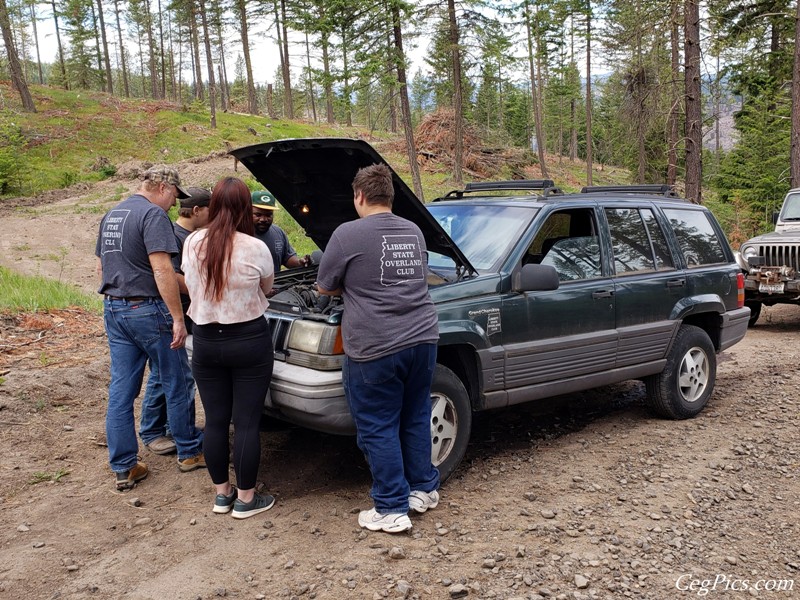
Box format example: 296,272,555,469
95,194,178,297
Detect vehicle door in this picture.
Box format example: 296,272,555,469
602,205,683,368
500,204,617,404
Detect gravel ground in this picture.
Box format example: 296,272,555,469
0,162,797,600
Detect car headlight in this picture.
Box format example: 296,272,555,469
287,320,343,355
741,245,758,260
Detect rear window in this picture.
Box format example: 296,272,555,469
662,208,727,267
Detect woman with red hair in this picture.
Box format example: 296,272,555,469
183,177,275,519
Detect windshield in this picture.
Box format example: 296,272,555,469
426,204,537,271
781,192,800,220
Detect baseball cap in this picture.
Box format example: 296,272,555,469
251,190,280,210
180,187,211,208
142,164,190,199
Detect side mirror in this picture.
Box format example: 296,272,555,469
772,210,780,225
515,263,559,292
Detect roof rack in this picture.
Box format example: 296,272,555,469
436,179,562,201
580,184,680,198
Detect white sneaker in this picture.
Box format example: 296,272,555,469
408,490,439,513
358,508,412,533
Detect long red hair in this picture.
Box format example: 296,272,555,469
198,177,255,301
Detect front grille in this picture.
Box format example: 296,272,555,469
266,313,296,360
760,245,800,270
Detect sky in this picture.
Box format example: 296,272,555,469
28,11,432,88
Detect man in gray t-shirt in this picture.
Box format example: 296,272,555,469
251,190,311,274
96,165,205,491
317,163,440,534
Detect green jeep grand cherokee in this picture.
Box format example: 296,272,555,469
231,138,750,481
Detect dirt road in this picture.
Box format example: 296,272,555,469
0,164,797,599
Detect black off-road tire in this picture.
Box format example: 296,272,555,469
430,364,472,482
645,324,716,419
746,301,761,327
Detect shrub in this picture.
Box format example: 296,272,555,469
0,111,26,194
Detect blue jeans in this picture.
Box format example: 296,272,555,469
139,354,196,445
103,298,202,472
343,343,439,514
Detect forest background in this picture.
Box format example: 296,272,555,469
1,0,800,244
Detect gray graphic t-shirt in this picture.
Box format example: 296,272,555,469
95,195,178,297
317,212,438,360
255,225,297,273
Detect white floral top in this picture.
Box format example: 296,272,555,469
183,229,273,325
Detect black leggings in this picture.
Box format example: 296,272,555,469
192,317,273,489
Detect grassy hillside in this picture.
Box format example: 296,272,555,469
0,83,633,201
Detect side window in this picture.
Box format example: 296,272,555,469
662,208,728,267
642,209,675,270
605,208,655,274
529,208,602,281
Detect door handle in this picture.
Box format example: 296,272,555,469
667,279,686,288
592,290,613,299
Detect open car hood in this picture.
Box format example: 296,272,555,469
231,138,476,277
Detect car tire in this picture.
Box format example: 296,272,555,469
746,301,761,327
430,364,472,482
644,324,716,419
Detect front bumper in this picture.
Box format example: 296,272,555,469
743,275,800,302
267,361,355,435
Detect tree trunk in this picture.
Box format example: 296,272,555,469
342,26,352,127
684,0,702,204
305,26,317,121
143,0,160,99
157,0,166,99
214,2,229,111
790,0,800,187
51,0,68,90
267,82,275,118
190,0,204,101
235,0,259,115
197,0,217,127
585,2,592,186
95,0,114,93
137,26,146,96
167,10,176,100
524,0,548,177
447,0,463,185
667,0,680,186
321,29,334,123
391,1,423,201
89,1,105,91
0,0,35,111
30,2,44,84
280,0,293,117
113,0,130,97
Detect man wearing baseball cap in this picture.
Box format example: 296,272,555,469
251,190,312,273
95,165,205,490
139,186,211,456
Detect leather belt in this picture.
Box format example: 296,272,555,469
105,296,154,301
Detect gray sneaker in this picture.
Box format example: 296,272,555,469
213,486,237,514
408,490,439,513
358,508,412,533
231,492,275,519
